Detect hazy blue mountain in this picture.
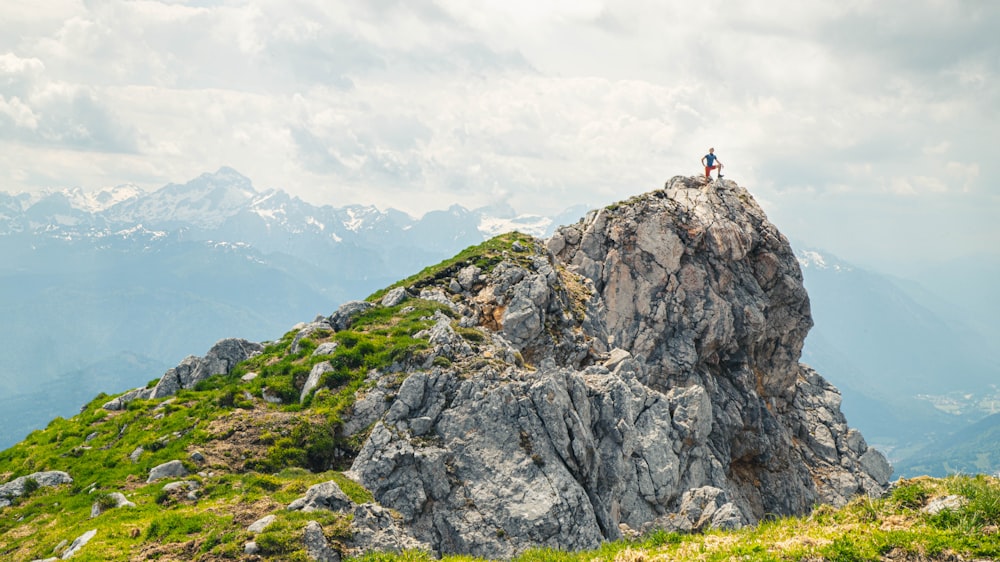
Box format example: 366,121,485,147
0,169,570,448
797,248,1000,465
893,412,1000,477
0,352,169,448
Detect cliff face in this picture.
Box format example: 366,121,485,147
0,175,890,561
346,176,890,558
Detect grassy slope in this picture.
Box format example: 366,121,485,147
355,476,1000,562
2,231,999,560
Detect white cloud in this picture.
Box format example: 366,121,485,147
0,0,996,270
0,95,39,129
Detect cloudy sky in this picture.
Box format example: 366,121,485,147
1,0,997,273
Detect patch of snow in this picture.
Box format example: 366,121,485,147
479,215,552,238
795,249,853,272
54,184,145,213
306,216,325,231
255,208,279,220
343,209,364,232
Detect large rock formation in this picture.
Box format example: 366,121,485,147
341,176,890,559
103,338,263,410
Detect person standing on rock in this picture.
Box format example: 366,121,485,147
702,148,724,180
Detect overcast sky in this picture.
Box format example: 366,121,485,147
1,0,997,273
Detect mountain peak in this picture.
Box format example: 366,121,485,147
796,248,853,272
105,168,258,228
0,174,892,560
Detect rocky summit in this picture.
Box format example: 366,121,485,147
345,175,890,557
0,175,890,561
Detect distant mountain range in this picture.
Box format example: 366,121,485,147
0,167,586,447
797,247,1000,473
1,168,997,477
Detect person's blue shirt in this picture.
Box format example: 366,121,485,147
704,153,718,166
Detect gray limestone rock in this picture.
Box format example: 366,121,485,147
302,520,340,562
342,177,891,558
345,503,432,556
129,446,144,463
161,480,199,493
329,301,375,331
313,342,339,357
108,492,134,508
104,338,263,409
0,471,73,507
291,321,333,355
381,287,410,307
923,494,966,515
147,460,188,483
102,387,153,411
60,529,96,559
301,361,334,402
150,338,263,400
456,265,482,291
262,387,283,404
90,492,133,518
248,514,277,533
288,480,354,513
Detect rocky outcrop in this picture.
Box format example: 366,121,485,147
103,338,262,410
0,471,73,508
285,480,431,556
303,520,340,562
341,176,890,559
287,480,354,513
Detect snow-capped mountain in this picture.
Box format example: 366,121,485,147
1,167,584,286
0,168,585,448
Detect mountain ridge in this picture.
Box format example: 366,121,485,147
0,175,891,560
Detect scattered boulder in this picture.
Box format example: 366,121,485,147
380,287,409,307
291,320,334,355
262,388,283,404
302,520,340,562
248,514,277,534
923,495,966,515
288,480,353,513
313,342,339,357
328,301,375,331
60,529,97,559
0,471,73,508
161,480,199,493
301,361,334,403
146,460,188,483
91,491,135,517
149,338,264,399
129,446,144,463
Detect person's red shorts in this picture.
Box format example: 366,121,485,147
705,165,719,176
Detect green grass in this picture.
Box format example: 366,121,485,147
367,231,538,302
0,290,458,559
5,230,1000,561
